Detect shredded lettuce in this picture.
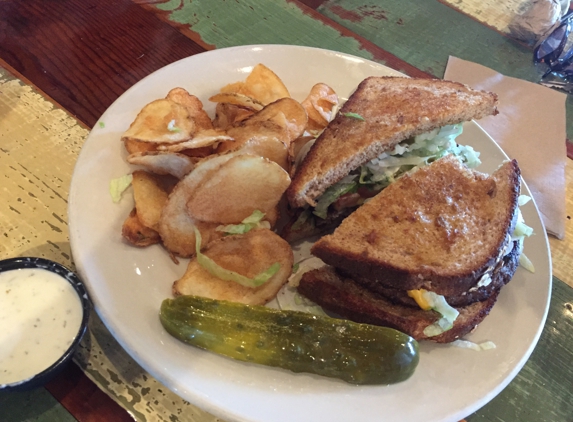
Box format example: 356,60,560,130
424,318,453,337
291,208,314,231
518,194,532,206
510,199,535,272
216,210,270,235
167,119,181,133
194,227,279,287
287,257,326,288
512,204,534,240
430,293,460,323
313,175,358,219
366,124,479,179
408,289,459,337
340,112,365,121
519,253,535,273
109,174,133,203
451,340,496,351
513,219,534,238
275,285,327,315
311,124,478,220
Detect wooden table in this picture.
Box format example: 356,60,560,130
1,1,572,421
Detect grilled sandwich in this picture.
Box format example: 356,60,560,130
297,155,532,342
283,76,498,241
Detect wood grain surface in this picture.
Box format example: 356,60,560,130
45,363,135,422
0,0,571,421
0,0,206,128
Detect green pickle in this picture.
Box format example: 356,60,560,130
159,295,419,385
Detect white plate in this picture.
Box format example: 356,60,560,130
68,45,552,422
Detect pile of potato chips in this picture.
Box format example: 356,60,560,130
118,64,338,304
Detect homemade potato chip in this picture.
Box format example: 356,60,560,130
132,171,177,231
219,118,289,157
219,81,245,94
242,64,290,105
157,129,233,151
301,83,338,132
288,134,316,176
218,123,290,171
124,138,158,154
172,228,293,305
122,99,195,144
264,206,279,228
186,154,291,224
179,145,216,159
157,152,245,257
166,87,214,131
212,103,254,130
208,93,264,111
122,208,161,247
241,98,307,144
126,151,196,179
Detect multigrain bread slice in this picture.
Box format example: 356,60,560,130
348,239,522,307
311,155,521,297
298,266,499,343
287,76,498,208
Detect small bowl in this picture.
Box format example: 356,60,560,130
0,257,90,391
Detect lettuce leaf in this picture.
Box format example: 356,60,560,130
313,175,357,219
216,210,270,235
109,174,133,203
311,124,477,220
194,227,279,287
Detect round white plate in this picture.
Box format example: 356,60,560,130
68,45,551,422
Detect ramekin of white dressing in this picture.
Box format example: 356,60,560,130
0,257,89,391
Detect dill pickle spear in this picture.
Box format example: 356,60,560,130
159,295,419,385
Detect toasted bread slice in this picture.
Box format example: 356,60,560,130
311,155,521,296
298,266,499,343
287,76,498,208
348,239,522,307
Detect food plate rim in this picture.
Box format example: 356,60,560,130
68,44,552,422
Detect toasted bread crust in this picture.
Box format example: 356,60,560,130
311,156,521,295
298,266,498,343
287,76,498,208
347,239,522,307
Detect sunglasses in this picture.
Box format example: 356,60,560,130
534,11,573,79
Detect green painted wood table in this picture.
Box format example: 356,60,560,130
1,1,572,421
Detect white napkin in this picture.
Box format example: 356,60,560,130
444,56,567,239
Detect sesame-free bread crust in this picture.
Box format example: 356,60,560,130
298,266,499,343
287,76,498,208
348,239,522,307
311,155,521,296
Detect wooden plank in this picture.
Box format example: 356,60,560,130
0,0,207,128
468,277,573,422
0,63,134,422
143,0,431,78
311,0,537,79
0,387,77,422
45,363,135,422
0,61,219,422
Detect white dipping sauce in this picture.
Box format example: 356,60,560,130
0,268,83,385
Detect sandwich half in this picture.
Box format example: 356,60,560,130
283,76,498,241
297,154,531,343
